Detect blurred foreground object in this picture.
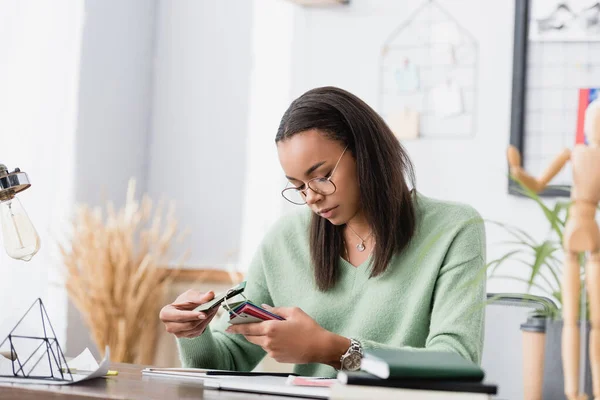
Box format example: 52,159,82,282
507,100,600,400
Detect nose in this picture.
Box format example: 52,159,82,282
304,188,324,205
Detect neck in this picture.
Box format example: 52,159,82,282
345,210,371,239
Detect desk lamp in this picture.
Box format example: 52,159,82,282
0,164,40,261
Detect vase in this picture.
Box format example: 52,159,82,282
521,317,593,399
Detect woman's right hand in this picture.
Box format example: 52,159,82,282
159,290,220,338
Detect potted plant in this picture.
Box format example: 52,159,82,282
60,179,188,364
486,176,593,399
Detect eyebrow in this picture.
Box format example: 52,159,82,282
285,161,327,181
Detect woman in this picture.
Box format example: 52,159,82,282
159,86,486,377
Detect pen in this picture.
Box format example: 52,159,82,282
0,351,16,361
60,368,118,376
205,371,297,377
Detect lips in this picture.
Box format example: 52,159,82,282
318,206,338,215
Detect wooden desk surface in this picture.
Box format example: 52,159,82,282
0,363,294,400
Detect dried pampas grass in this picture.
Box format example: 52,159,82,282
60,179,188,364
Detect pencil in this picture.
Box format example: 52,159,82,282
60,368,118,376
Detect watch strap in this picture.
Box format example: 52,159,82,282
340,338,363,370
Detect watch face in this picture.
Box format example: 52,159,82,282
344,352,362,371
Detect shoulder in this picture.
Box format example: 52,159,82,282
260,208,312,247
415,192,483,229
412,192,485,253
244,208,312,281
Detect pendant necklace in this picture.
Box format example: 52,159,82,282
346,224,373,252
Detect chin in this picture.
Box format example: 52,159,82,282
324,213,347,226
326,217,345,226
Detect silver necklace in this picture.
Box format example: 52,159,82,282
346,224,373,252
343,238,375,265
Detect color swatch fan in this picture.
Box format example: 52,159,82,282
227,301,285,325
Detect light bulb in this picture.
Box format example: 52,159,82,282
0,197,40,261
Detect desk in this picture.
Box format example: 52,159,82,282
0,363,293,400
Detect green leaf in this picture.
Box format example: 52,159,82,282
487,175,573,315
486,250,524,275
538,257,562,292
495,240,536,247
552,291,562,306
491,275,556,299
515,187,564,242
486,220,536,246
510,259,559,293
529,240,559,290
553,201,571,226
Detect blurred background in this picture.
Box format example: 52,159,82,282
0,0,593,368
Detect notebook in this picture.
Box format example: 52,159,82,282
361,349,485,381
329,383,492,400
203,375,329,399
337,371,497,394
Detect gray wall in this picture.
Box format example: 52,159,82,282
148,0,253,268
74,0,157,204
67,0,158,356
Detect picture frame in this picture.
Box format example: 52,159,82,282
509,0,571,197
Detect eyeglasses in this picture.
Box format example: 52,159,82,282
281,146,348,205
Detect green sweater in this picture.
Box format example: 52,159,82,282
178,193,486,377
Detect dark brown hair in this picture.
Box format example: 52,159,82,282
275,86,417,291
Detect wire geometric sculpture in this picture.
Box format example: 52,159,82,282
0,298,73,382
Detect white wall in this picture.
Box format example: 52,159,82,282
0,0,83,351
238,0,296,270
67,0,158,356
290,0,553,296
148,0,254,269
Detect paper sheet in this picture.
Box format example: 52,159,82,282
387,108,419,140
141,367,215,380
204,375,329,399
286,375,338,387
0,347,110,385
395,62,420,93
430,81,463,118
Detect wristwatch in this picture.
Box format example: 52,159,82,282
339,338,363,371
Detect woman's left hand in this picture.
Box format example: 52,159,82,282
225,305,341,364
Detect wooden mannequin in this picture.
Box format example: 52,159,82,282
507,99,600,400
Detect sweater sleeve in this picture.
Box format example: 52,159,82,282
356,215,486,364
176,237,275,371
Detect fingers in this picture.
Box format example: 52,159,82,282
161,290,217,323
178,323,210,339
226,321,272,336
168,307,220,338
166,319,205,335
160,307,206,323
261,304,296,318
172,290,215,309
241,334,268,348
